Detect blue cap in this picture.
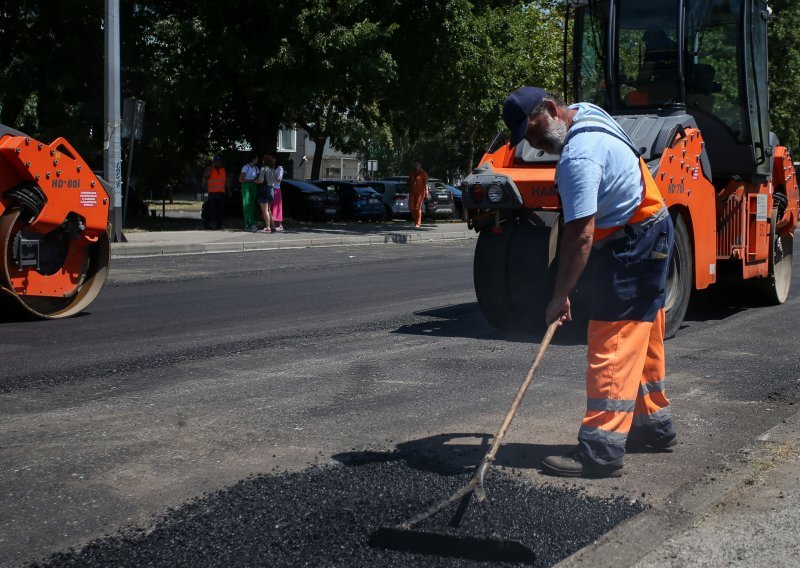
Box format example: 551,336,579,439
503,87,547,148
213,155,222,162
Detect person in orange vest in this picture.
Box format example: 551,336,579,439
202,155,228,230
408,160,429,228
503,86,676,478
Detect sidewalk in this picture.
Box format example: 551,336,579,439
112,221,477,259
560,408,800,567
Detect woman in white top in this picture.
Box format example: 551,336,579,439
270,160,285,231
239,153,260,231
257,154,276,233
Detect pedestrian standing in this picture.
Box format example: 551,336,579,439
257,154,276,233
271,158,285,231
502,86,676,478
202,155,227,230
408,160,429,228
239,153,260,231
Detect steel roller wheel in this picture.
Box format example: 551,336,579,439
506,218,559,330
473,222,514,329
473,216,559,331
753,211,793,305
664,213,692,339
0,208,110,319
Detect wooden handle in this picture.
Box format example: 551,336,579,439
483,320,558,467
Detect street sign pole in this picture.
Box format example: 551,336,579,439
122,98,145,228
104,0,124,242
122,130,136,228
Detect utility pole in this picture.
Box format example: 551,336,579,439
104,0,124,242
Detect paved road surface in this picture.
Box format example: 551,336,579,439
1,242,798,566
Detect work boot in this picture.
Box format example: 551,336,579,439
541,448,623,478
625,431,677,453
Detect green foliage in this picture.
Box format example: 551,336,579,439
5,1,799,192
768,0,800,152
279,0,398,178
0,1,104,162
357,0,566,179
0,0,568,190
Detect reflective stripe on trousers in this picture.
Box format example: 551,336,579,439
578,214,675,466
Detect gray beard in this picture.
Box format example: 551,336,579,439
540,118,567,155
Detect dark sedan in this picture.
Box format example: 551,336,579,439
281,179,340,221
424,179,457,219
447,183,465,220
430,178,464,220
310,180,386,221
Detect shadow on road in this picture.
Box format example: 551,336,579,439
392,303,589,346
332,433,574,476
277,220,464,237
392,303,490,340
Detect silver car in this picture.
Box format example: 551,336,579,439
369,180,411,218
382,176,456,219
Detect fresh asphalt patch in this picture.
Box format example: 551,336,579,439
33,459,644,568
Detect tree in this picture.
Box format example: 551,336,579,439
0,1,105,163
122,0,296,192
278,0,397,180
449,2,564,172
0,0,569,193
768,0,800,152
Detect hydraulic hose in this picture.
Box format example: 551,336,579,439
4,184,47,218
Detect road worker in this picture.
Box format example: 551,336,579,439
408,160,429,228
502,87,677,478
203,155,228,230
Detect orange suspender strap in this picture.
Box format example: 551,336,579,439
592,159,664,241
561,123,665,242
628,157,667,223
591,160,665,242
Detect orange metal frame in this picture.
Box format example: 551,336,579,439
0,133,110,297
475,127,798,290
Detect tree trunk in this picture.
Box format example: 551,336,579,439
466,130,476,174
253,104,282,156
310,136,327,180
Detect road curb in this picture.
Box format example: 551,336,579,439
110,231,478,259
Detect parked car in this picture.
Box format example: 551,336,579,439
385,175,456,219
425,179,457,218
430,178,464,220
448,183,465,220
281,179,340,221
310,180,386,221
368,180,411,218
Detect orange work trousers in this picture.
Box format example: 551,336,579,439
578,213,675,466
580,309,673,466
409,191,425,226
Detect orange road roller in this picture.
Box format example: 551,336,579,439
0,124,111,319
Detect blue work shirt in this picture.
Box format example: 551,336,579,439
555,103,643,228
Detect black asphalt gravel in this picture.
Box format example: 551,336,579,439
34,458,644,568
